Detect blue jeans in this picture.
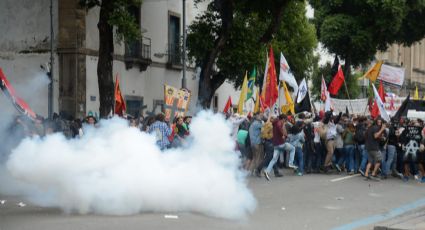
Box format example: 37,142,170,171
343,145,355,172
295,146,304,173
266,143,295,173
383,145,396,176
359,144,368,172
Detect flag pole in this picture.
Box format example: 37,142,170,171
343,78,354,114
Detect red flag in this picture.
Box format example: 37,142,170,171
370,100,379,119
378,80,386,103
223,96,233,113
328,65,345,96
262,46,279,108
114,74,126,116
0,68,37,120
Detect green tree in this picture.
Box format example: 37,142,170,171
80,0,142,117
310,0,425,78
188,0,317,108
311,62,360,100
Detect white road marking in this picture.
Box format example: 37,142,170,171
330,174,360,182
164,215,179,219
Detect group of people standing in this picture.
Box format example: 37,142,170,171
4,109,425,185
232,111,425,183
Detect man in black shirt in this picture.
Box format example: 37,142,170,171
364,118,386,180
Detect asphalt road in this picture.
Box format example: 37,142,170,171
1,170,425,230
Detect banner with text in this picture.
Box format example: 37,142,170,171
314,96,406,115
378,64,405,87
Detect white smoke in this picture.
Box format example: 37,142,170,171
2,111,257,219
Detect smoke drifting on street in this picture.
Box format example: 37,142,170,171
2,111,256,219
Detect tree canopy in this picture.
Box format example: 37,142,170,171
187,0,318,107
310,0,425,70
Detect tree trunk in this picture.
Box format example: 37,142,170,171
197,0,234,109
97,0,114,118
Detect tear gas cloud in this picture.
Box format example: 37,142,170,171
1,111,257,219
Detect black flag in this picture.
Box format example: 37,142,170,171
393,94,410,120
295,91,312,114
345,106,349,116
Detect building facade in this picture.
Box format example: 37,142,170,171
376,38,425,96
0,0,237,119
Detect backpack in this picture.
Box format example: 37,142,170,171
354,124,366,144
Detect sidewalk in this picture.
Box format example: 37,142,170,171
373,207,425,230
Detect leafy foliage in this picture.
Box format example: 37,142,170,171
310,0,425,66
311,62,360,100
80,0,142,43
188,0,318,93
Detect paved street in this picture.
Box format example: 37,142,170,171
1,170,425,230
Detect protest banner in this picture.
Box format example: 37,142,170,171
163,84,191,121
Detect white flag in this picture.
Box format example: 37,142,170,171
372,84,390,122
279,52,298,97
325,91,332,112
262,53,269,95
296,78,308,103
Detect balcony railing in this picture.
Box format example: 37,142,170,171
167,43,182,69
124,36,152,71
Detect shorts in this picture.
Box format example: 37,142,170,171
367,150,382,163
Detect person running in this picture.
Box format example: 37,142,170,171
256,116,281,181
148,113,172,150
364,117,386,181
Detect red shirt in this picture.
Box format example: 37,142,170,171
272,120,284,146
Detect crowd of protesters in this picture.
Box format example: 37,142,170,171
2,109,425,184
232,111,425,183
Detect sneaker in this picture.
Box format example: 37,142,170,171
414,174,420,181
381,175,388,180
296,172,303,176
255,169,262,177
274,172,283,178
359,169,365,177
288,164,298,170
402,176,409,182
335,164,342,172
263,171,271,181
348,171,354,175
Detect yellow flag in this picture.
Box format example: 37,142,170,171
254,88,260,113
363,61,383,82
414,85,419,100
281,81,294,115
237,72,248,114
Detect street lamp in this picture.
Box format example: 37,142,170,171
182,0,187,89
48,0,54,119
